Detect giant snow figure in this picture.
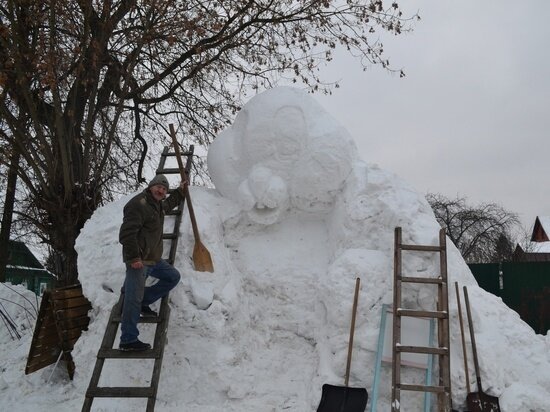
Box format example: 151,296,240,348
207,87,359,225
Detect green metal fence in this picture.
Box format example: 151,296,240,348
468,262,549,335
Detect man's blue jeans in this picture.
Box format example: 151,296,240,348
120,259,180,344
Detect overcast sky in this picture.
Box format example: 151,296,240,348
316,0,550,232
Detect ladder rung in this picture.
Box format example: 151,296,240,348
97,348,161,359
166,209,182,216
156,167,181,174
163,233,177,240
400,244,442,252
400,276,444,284
396,345,448,355
162,151,193,157
86,386,155,398
397,309,448,319
398,383,448,393
112,316,161,324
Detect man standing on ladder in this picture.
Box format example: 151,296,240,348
118,174,186,351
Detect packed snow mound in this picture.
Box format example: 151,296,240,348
1,87,549,411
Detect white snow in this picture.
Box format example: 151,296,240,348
1,87,549,411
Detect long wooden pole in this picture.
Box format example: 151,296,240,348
344,277,361,387
169,124,214,273
463,286,483,393
455,282,470,393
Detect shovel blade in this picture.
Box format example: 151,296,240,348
317,384,368,412
467,392,501,412
193,241,214,272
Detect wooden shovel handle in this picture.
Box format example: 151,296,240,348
463,286,483,393
455,282,470,393
345,277,361,387
169,123,200,241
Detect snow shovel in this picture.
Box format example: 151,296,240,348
463,286,501,412
169,123,214,273
317,277,368,412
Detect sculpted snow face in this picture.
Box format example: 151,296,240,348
207,87,358,224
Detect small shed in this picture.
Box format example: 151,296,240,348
4,240,56,295
513,216,550,262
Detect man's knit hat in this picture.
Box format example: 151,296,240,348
148,174,169,190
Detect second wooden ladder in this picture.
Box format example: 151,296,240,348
391,227,452,411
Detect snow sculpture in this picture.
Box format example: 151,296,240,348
207,87,358,224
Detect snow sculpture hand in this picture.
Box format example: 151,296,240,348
237,166,289,225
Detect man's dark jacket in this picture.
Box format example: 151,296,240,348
119,188,183,265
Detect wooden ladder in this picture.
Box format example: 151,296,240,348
82,144,194,412
391,227,452,412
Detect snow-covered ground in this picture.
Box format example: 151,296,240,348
1,87,549,411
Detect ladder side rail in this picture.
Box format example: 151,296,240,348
146,296,171,412
391,227,403,411
82,295,124,411
438,228,452,411
156,147,170,174
167,145,194,265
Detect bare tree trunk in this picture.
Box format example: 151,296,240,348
43,179,100,286
0,149,20,282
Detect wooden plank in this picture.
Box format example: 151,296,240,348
398,383,448,393
25,352,61,374
53,296,92,310
26,292,54,371
37,318,57,330
86,386,155,398
112,316,161,324
51,285,84,300
26,285,91,379
54,305,91,319
34,332,62,347
60,336,81,351
30,340,73,356
161,150,194,157
56,315,90,331
397,309,448,319
400,244,442,252
98,348,160,360
60,326,86,341
400,276,444,284
396,345,448,355
156,167,180,174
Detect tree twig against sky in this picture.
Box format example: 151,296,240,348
426,193,520,263
0,1,417,284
